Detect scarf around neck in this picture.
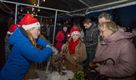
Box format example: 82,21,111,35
68,38,80,55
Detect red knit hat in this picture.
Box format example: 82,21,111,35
70,27,80,36
18,13,40,30
7,24,18,35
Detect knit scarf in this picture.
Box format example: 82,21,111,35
68,38,80,55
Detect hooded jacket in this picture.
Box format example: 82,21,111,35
0,28,53,80
94,31,136,80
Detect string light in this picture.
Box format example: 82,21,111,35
20,7,23,12
32,7,35,11
35,14,38,16
27,11,29,13
31,13,34,16
38,9,40,12
19,0,45,15
37,4,39,6
33,11,35,14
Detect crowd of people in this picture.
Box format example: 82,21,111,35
0,12,136,80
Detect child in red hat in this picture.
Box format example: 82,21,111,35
5,24,20,60
53,26,86,74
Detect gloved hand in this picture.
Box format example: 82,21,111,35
46,44,52,49
89,62,100,70
51,46,58,55
46,44,58,55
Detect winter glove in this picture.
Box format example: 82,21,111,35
51,46,58,55
46,44,58,55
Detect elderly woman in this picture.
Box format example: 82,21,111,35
0,14,53,80
92,21,136,80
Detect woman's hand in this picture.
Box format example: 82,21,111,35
71,56,78,66
73,56,77,61
89,62,101,70
61,44,66,50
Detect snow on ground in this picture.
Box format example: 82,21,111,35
36,70,74,80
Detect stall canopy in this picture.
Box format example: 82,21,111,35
0,0,136,45
0,0,136,17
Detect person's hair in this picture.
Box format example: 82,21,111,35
72,24,82,31
63,24,68,28
26,29,47,49
26,29,37,47
83,18,92,24
62,24,68,30
100,21,119,33
98,12,112,20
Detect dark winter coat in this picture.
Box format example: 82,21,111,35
84,23,99,53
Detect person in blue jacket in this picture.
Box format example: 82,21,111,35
0,13,53,80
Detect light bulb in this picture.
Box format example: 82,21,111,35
32,8,35,11
38,9,40,12
37,4,39,6
27,11,29,13
20,9,23,12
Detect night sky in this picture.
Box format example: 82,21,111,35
86,4,136,28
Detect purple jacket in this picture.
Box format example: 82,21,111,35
94,31,136,80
